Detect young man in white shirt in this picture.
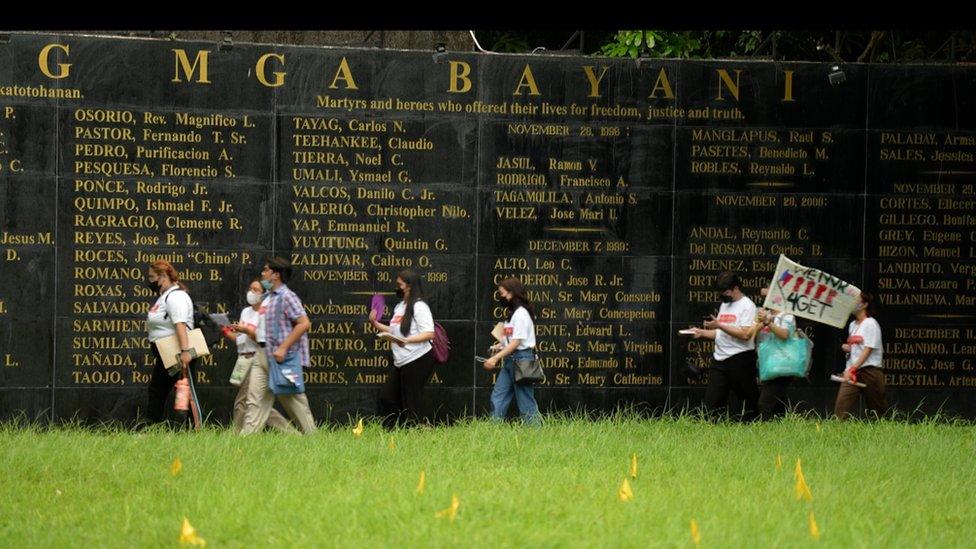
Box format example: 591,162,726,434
690,271,759,420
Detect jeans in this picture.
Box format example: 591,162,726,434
489,348,540,426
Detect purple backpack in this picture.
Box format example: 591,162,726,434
431,322,450,364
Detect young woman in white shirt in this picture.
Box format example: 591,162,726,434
144,260,196,427
483,277,540,426
223,278,292,433
690,271,760,420
834,292,887,420
756,304,799,419
369,269,436,428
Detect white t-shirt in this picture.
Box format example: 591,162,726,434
236,305,263,354
713,296,757,361
389,300,434,367
846,317,883,370
146,286,194,342
504,306,536,350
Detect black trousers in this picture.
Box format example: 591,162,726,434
758,376,794,420
704,350,759,421
379,350,435,429
146,344,197,426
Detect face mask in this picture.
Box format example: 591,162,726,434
246,291,263,305
260,279,273,291
497,294,510,306
395,287,405,299
146,278,161,293
719,294,733,303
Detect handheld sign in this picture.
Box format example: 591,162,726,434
762,255,861,328
370,293,386,321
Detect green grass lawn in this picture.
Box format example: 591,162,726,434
1,416,974,547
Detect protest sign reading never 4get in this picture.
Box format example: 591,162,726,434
763,255,861,328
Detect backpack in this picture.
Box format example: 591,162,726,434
410,299,450,364
431,322,451,364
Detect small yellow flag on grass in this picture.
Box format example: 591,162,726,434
629,453,638,479
775,453,783,472
416,470,426,495
179,518,206,547
435,494,459,521
809,510,821,540
618,478,634,502
690,519,701,546
352,418,364,438
170,457,182,477
794,458,813,501
388,436,396,451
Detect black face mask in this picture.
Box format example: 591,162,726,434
395,287,405,299
497,294,510,306
719,294,733,303
146,279,161,293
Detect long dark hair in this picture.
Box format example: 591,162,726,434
398,269,426,337
499,277,534,320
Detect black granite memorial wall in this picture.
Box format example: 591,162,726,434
1,33,974,423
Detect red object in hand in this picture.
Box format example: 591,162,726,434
174,378,190,411
850,369,858,384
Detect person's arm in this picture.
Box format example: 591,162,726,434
705,320,755,341
221,326,239,343
401,331,435,344
484,338,521,370
274,315,311,362
766,322,790,340
222,313,245,343
175,322,192,368
848,347,875,371
690,328,717,340
843,347,875,381
763,314,792,341
169,292,195,368
236,321,259,342
369,310,392,334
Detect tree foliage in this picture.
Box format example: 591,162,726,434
474,30,976,63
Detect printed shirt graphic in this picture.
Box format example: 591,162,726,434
846,317,883,370
713,296,757,361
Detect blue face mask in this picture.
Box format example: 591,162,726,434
261,279,273,291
